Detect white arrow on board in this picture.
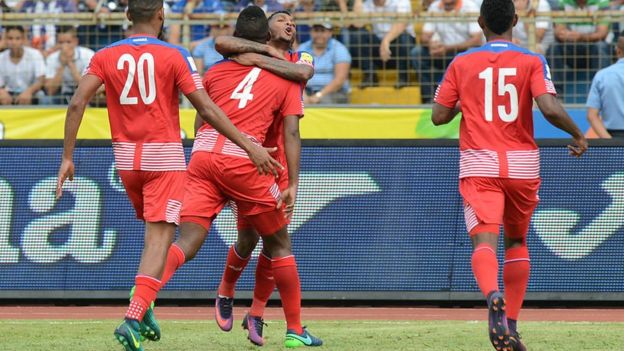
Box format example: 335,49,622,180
214,172,382,257
533,172,624,260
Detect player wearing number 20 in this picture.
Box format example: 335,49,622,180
432,0,587,350
55,1,280,350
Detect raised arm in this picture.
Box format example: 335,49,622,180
231,52,314,82
535,93,588,156
56,74,103,198
215,35,283,59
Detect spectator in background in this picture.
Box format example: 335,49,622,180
298,21,351,103
192,23,233,75
249,0,284,13
168,0,224,48
77,0,128,50
294,0,317,44
547,0,611,94
18,0,76,52
586,32,624,138
0,25,45,105
411,0,481,103
349,0,415,87
512,0,554,54
44,26,94,104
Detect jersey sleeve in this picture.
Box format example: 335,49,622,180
295,51,315,68
530,55,557,97
172,47,204,95
83,51,105,81
434,59,459,108
280,81,304,118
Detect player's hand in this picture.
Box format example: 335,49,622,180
231,53,262,66
278,185,297,219
56,158,75,199
248,145,283,177
568,135,588,158
380,41,392,62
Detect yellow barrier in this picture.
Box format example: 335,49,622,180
0,108,460,139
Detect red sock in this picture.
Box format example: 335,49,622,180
250,252,275,317
272,255,302,334
471,243,499,298
503,246,530,320
126,275,161,321
218,245,251,298
160,243,186,288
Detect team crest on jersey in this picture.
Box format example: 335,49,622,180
297,52,314,67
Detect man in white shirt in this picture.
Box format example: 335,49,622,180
349,0,415,87
44,25,95,105
512,0,553,54
411,0,482,102
0,25,46,105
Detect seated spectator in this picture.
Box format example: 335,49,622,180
298,21,351,104
168,0,224,47
410,0,481,102
547,0,611,96
18,0,76,52
44,26,94,105
0,25,45,105
512,0,554,54
77,0,128,50
249,0,285,12
192,23,234,75
349,0,415,87
586,32,624,138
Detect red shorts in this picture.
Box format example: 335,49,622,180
118,170,185,224
460,177,541,238
236,165,290,231
180,152,288,235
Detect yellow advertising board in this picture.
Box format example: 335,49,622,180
0,108,460,139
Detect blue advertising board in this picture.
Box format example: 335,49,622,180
0,141,622,300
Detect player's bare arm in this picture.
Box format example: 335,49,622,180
56,74,103,199
431,102,461,126
535,93,588,157
231,52,314,82
280,114,301,217
215,35,283,60
186,89,282,176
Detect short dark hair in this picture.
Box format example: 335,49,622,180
4,25,25,34
480,0,515,35
56,25,77,37
235,6,269,44
268,10,291,23
128,0,163,23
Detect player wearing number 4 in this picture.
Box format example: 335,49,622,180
431,0,587,350
55,0,280,350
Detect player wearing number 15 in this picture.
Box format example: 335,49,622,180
431,0,587,350
55,1,280,351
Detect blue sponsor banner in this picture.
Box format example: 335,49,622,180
0,142,622,295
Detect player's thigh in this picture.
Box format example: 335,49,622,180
142,171,186,224
502,178,541,239
214,155,285,218
180,153,228,221
459,177,505,235
117,170,145,220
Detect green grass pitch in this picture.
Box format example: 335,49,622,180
1,319,622,350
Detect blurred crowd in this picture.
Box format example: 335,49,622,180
0,0,623,105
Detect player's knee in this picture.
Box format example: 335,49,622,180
261,226,291,257
177,221,210,261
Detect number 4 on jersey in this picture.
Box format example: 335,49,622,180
231,67,261,109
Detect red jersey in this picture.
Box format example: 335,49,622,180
193,60,303,157
85,35,203,171
435,40,556,180
263,50,313,166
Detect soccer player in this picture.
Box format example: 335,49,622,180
54,1,281,350
431,0,587,350
155,6,322,348
210,10,315,346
